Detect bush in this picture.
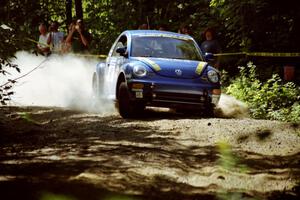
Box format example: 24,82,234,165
226,62,300,122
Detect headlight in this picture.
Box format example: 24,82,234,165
207,70,219,83
133,65,147,77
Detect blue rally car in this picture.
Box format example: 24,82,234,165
92,30,221,118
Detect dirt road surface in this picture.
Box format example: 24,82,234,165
0,106,299,200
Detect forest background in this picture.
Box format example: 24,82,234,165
1,0,299,64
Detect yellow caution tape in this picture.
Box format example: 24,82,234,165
213,52,246,56
195,61,207,75
246,52,300,57
137,57,161,71
214,52,300,57
26,37,50,47
69,53,107,58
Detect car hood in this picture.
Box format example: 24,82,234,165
133,57,207,79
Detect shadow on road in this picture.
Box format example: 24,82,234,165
0,106,299,200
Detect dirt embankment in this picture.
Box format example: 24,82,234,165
0,106,299,200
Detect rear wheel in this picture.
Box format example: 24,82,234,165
92,73,105,110
92,73,98,97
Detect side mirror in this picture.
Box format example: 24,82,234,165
204,52,214,62
116,47,127,57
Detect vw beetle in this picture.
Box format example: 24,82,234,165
92,30,221,118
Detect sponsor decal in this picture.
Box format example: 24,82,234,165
195,61,207,75
175,69,182,76
136,57,161,71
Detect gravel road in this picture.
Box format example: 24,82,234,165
0,106,299,200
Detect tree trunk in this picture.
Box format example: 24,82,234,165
75,0,83,20
65,0,72,27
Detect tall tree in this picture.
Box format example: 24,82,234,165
66,0,72,26
75,0,83,20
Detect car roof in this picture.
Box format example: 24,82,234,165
122,30,194,40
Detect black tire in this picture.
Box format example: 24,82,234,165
203,105,215,118
117,82,146,118
118,82,135,118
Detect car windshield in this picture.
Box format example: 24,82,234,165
131,36,202,60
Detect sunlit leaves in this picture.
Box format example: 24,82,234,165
227,62,300,122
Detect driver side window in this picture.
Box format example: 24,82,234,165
112,35,127,57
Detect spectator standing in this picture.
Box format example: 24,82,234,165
60,21,75,54
178,25,191,35
66,19,92,53
47,21,64,53
201,28,222,68
37,23,50,56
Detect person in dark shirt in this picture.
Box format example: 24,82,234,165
201,28,222,68
66,19,92,53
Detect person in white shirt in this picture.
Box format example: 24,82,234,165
47,21,64,53
37,23,50,56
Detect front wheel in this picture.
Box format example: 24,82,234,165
118,82,145,118
203,105,215,118
118,82,135,118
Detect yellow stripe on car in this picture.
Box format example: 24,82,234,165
195,62,207,75
137,57,161,71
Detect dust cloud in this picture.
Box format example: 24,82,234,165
216,94,249,118
1,51,115,114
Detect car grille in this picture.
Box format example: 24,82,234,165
152,91,209,105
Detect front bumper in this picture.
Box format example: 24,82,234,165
127,80,221,109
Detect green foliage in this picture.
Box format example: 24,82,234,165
2,0,299,55
40,192,76,200
0,23,23,105
209,0,300,52
83,0,214,54
226,62,300,122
